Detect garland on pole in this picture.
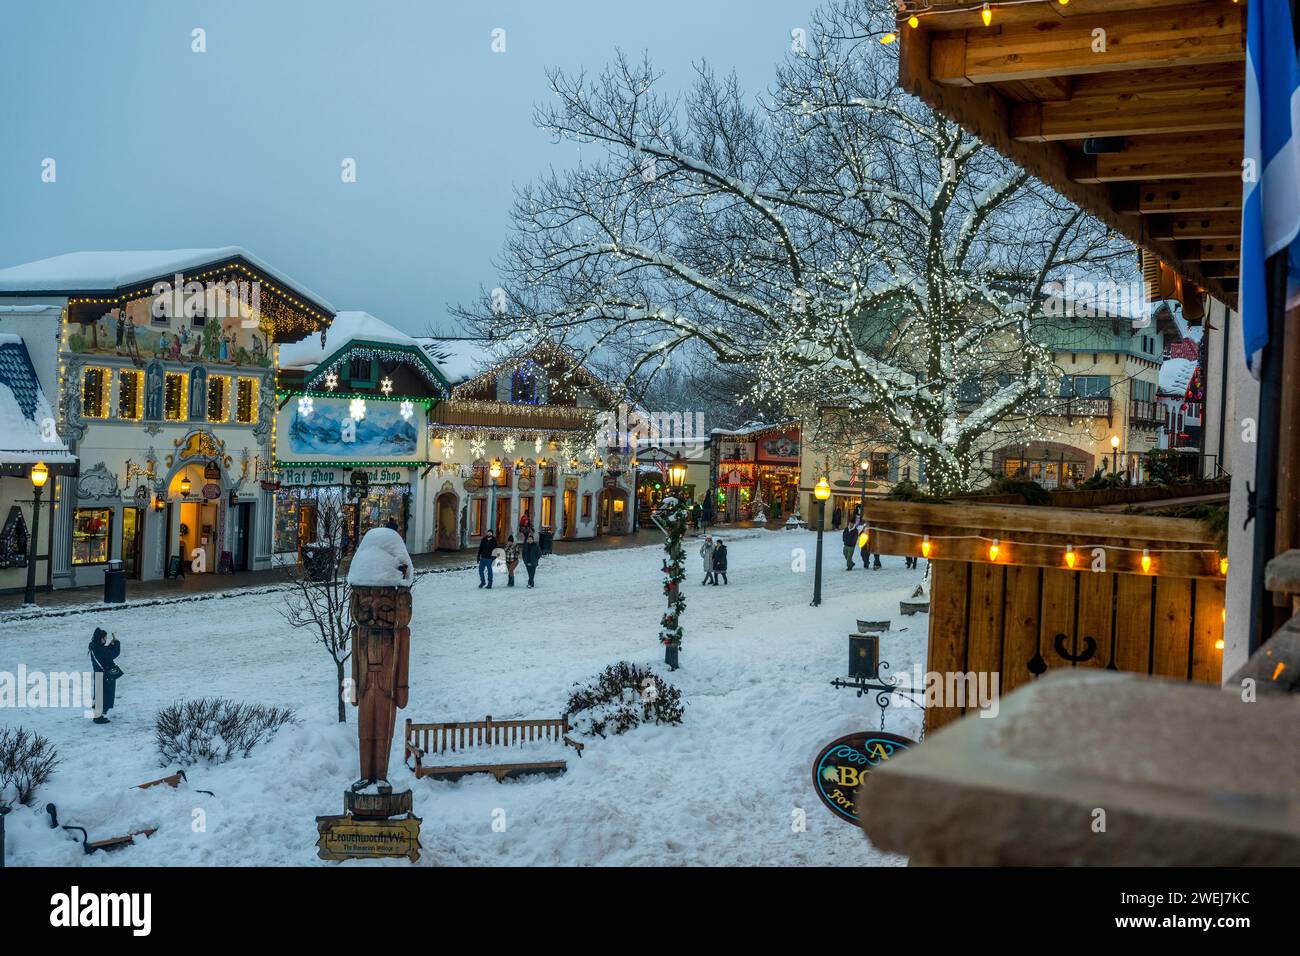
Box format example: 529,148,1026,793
657,496,688,651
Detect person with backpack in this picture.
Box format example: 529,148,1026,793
88,627,122,724
711,540,729,585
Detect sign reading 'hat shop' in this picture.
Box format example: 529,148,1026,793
812,731,915,825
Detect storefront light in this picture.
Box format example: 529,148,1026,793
179,475,192,496
489,458,502,480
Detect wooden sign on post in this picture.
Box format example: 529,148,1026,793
315,814,422,863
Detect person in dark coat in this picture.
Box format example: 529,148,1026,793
711,540,728,585
521,530,542,588
88,627,121,724
518,512,534,541
832,505,843,529
702,493,715,528
477,530,498,588
842,523,858,570
504,534,520,587
860,528,881,570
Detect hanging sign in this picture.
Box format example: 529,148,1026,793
201,482,222,500
204,460,221,480
812,731,916,825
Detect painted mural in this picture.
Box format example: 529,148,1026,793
66,299,271,368
285,396,420,459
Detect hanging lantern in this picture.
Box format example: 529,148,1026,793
489,458,502,480
179,474,192,496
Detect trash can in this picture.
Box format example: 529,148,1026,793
539,530,554,555
103,560,127,604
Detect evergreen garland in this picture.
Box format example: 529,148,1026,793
657,496,688,649
0,506,29,570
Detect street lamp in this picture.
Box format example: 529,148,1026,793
1110,434,1120,473
489,459,502,538
667,452,688,491
857,457,869,523
22,462,49,606
812,475,831,607
179,474,192,497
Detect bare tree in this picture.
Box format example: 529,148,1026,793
280,489,352,723
461,0,1132,494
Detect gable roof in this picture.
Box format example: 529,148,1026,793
287,311,451,395
427,337,623,405
0,335,74,464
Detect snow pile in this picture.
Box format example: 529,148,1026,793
346,528,414,587
280,311,414,370
1159,357,1197,396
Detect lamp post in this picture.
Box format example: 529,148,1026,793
857,457,869,523
489,458,502,539
811,475,831,607
22,461,49,607
1110,434,1120,474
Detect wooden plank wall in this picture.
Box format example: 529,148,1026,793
924,561,1225,735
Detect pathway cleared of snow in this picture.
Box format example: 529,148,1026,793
0,528,926,866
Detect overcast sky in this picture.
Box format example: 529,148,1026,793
0,0,807,334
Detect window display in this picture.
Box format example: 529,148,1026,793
72,508,113,565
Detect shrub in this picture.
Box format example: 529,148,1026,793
155,698,297,767
565,662,684,738
0,726,60,808
986,475,1052,505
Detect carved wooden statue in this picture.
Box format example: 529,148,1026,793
349,585,412,790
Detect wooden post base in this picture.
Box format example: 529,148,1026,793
344,788,413,820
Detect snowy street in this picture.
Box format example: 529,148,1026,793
0,527,926,866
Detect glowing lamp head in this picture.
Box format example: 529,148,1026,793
179,475,192,495
921,535,931,558
489,458,502,480
981,3,992,26
1111,435,1120,449
1140,548,1152,573
30,461,49,488
859,458,869,473
1219,555,1229,575
515,458,525,470
152,495,165,512
667,453,688,489
1215,638,1225,650
814,476,831,501
908,15,919,28
988,539,1000,562
1064,545,1077,569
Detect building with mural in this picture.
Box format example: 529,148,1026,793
275,311,449,563
0,248,333,590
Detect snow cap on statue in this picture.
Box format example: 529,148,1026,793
346,527,415,587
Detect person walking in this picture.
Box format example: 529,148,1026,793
477,529,498,588
88,627,122,724
521,530,541,588
702,492,715,528
832,505,843,530
842,523,858,570
861,527,881,570
699,535,716,586
518,511,534,541
504,534,520,587
711,540,729,585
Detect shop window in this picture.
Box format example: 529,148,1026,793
122,507,141,569
117,368,143,420
540,495,555,530
273,493,301,554
348,357,376,386
542,465,557,488
72,508,113,565
164,372,188,420
869,452,890,480
207,375,231,423
471,463,488,487
82,367,109,418
582,493,592,519
236,377,258,424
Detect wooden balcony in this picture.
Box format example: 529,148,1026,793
1129,399,1164,427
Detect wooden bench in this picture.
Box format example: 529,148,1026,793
404,715,584,783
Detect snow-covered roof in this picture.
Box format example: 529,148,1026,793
1159,357,1197,396
415,337,514,385
281,311,414,371
0,247,335,312
0,337,74,464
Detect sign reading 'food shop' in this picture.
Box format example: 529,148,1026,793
812,731,916,825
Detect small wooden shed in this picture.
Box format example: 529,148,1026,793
861,500,1226,733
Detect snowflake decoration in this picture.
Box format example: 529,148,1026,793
502,435,517,453
297,396,314,417
380,377,393,396
534,436,543,454
399,400,414,421
323,370,338,391
440,434,455,459
470,437,487,459
349,398,366,421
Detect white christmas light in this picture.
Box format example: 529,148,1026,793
349,398,366,421
380,377,393,395
399,400,414,420
297,396,314,417
324,370,338,391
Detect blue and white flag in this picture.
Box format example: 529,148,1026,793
1242,0,1300,377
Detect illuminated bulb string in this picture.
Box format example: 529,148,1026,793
859,525,1224,559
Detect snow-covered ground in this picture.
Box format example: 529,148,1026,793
0,528,928,866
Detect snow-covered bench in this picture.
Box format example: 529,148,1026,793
404,715,584,783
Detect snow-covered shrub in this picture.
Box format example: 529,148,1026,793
0,726,60,807
565,662,683,738
155,698,297,767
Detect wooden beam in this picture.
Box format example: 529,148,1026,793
1069,134,1243,183
1147,211,1242,240
931,4,1245,86
1113,179,1243,213
1011,82,1242,142
1178,239,1241,262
